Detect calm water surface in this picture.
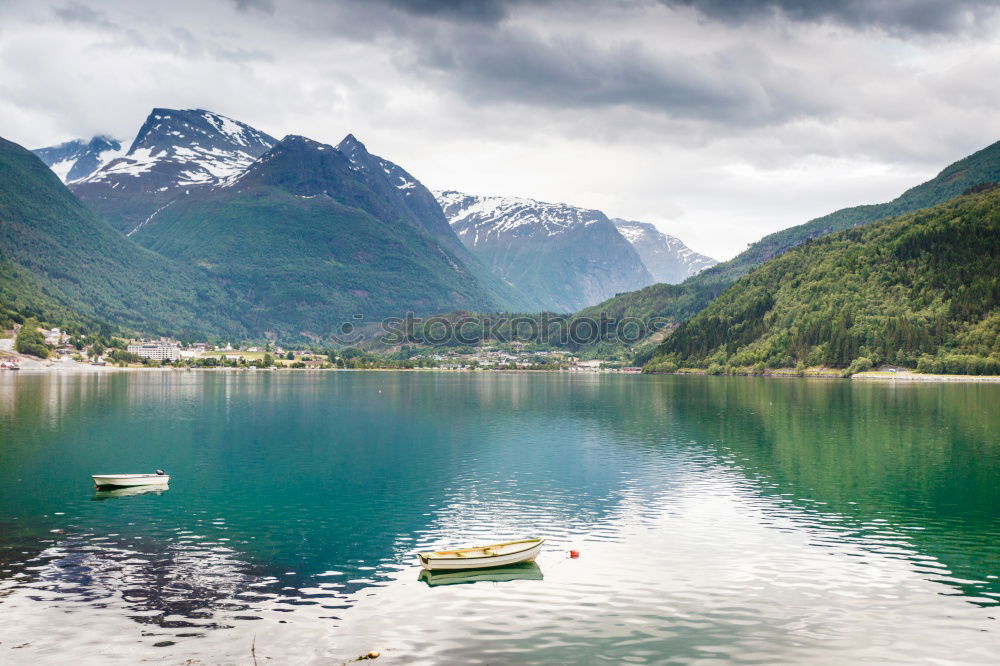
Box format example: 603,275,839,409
0,371,997,664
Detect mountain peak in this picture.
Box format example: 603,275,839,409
127,108,275,155
75,108,277,194
336,133,370,162
223,133,357,196
612,218,716,283
32,134,124,183
436,190,653,310
86,135,119,151
278,134,331,150
67,108,278,233
333,135,459,243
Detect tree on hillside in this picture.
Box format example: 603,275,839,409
15,318,49,358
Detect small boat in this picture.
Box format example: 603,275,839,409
417,538,544,571
91,470,169,488
419,561,543,587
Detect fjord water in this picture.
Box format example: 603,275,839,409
0,372,997,664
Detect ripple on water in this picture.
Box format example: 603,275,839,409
0,373,998,664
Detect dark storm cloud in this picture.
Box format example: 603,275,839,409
666,0,1000,34
410,25,827,126
373,0,511,24
274,0,828,126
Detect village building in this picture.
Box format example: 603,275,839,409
127,338,181,361
43,327,66,346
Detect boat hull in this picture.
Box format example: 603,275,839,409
92,474,170,488
418,539,543,570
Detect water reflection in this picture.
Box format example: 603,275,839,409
0,372,997,664
92,485,170,500
418,562,544,587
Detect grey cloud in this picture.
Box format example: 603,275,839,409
230,0,275,13
414,28,829,126
52,1,150,48
53,1,117,29
375,0,507,23
665,0,1000,34
280,0,831,127
367,0,551,25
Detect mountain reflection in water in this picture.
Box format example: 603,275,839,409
0,372,997,664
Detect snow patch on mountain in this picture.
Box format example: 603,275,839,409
434,190,654,310
32,136,125,183
435,190,606,242
612,219,717,283
48,157,76,182
77,109,276,192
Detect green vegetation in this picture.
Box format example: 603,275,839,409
0,136,253,338
645,188,1000,374
577,140,1000,355
130,139,527,339
14,318,49,358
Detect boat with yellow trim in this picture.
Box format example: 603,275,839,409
417,538,543,570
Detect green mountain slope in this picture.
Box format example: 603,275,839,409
586,139,1000,334
133,136,526,337
644,188,1000,373
0,136,251,338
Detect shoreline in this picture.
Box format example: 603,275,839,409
657,367,1000,383
3,361,1000,383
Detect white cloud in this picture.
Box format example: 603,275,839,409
2,0,1000,259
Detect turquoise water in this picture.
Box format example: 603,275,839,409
0,371,998,664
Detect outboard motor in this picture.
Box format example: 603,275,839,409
156,469,166,475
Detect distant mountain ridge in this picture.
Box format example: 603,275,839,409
612,219,716,283
32,135,124,183
23,109,531,337
66,108,276,233
435,190,653,312
128,133,529,333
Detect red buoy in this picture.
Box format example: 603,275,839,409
569,550,580,558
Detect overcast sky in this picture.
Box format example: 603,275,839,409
3,0,1000,259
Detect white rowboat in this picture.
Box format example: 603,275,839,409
417,538,544,571
92,472,170,488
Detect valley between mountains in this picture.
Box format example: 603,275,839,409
2,107,997,375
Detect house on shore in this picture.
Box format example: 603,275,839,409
127,338,181,361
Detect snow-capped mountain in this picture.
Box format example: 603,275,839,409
32,135,124,183
69,108,277,233
435,191,653,312
79,108,276,191
612,219,716,283
123,133,533,328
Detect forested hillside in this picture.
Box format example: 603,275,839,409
0,136,252,338
643,188,1000,374
584,139,1000,339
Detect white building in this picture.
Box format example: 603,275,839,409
44,327,65,345
127,339,181,361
